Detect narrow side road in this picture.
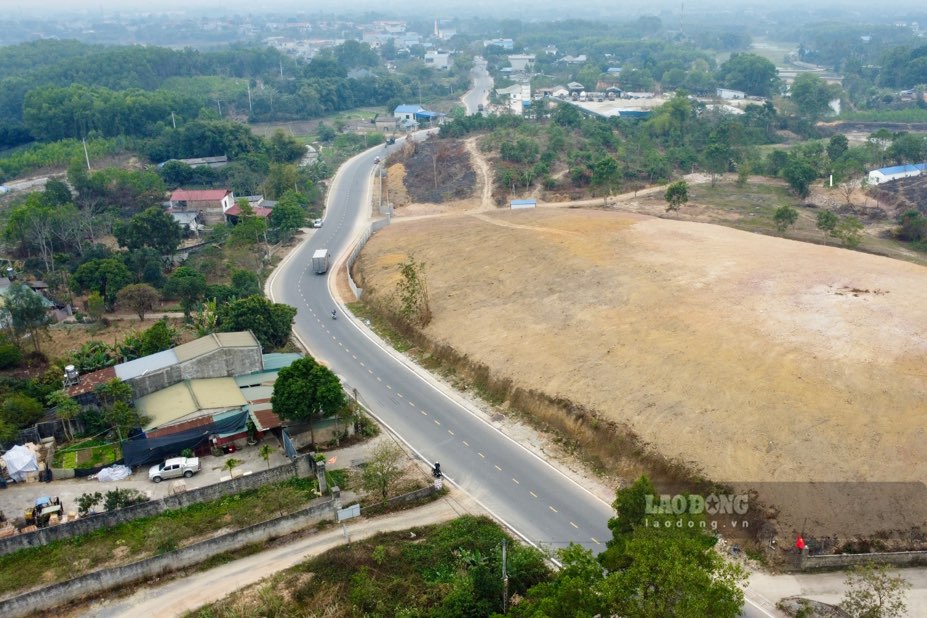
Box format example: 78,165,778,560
81,496,473,618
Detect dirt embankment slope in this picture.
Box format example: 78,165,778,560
357,209,927,488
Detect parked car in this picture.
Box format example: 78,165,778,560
149,457,200,483
312,218,323,228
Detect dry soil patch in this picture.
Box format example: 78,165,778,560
357,209,927,537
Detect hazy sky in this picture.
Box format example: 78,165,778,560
5,0,926,14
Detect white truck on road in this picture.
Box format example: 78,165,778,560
312,249,330,274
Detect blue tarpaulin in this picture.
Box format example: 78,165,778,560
121,410,248,467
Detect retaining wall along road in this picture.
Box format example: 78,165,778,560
0,497,337,618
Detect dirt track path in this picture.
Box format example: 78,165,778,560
81,496,472,618
464,137,495,210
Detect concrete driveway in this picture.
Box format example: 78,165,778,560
0,438,289,521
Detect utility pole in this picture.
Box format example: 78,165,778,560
171,111,177,129
217,99,222,116
81,137,91,171
379,160,383,212
247,83,253,114
501,539,509,613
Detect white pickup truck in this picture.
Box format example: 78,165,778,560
149,457,200,483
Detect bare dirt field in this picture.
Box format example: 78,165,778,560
357,208,927,540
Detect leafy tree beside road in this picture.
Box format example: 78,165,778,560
116,283,160,321
271,355,347,445
217,295,296,350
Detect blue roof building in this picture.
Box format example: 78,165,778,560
868,163,927,185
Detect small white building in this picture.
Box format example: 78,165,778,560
867,163,927,185
424,50,452,70
716,88,746,100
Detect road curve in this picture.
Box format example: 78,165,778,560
267,132,777,618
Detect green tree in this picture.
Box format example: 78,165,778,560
72,258,133,307
4,282,51,352
268,199,305,243
361,441,406,500
782,158,818,199
94,378,133,409
230,270,261,297
113,207,182,256
591,156,622,198
259,443,273,469
600,475,657,571
664,180,689,212
607,526,745,617
47,389,80,442
102,400,145,440
1,393,44,430
395,254,431,326
217,295,297,350
791,73,840,119
816,210,839,237
224,457,241,477
115,283,160,320
897,210,927,242
266,130,305,163
164,266,207,317
773,205,799,233
717,53,779,97
841,563,910,618
827,134,850,161
271,355,347,427
835,216,864,248
86,292,105,322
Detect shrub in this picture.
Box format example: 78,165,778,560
0,343,23,369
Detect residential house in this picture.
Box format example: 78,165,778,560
716,88,745,100
169,189,235,224
508,54,535,73
483,38,514,50
424,49,452,70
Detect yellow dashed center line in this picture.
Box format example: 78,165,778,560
434,419,441,426
591,537,601,545
512,478,519,485
494,465,502,471
529,491,538,498
549,506,558,513
420,410,428,416
447,430,454,436
462,441,469,447
408,401,415,407
478,452,485,458
570,522,578,529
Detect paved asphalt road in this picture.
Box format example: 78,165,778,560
267,86,778,617
461,57,492,114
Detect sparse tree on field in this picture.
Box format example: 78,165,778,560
86,292,105,323
4,282,50,352
841,563,910,618
116,283,160,321
816,210,839,238
840,179,859,205
773,205,799,233
361,442,406,500
664,180,689,213
395,254,431,326
835,216,864,248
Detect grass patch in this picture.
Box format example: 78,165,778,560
347,301,412,353
52,440,122,469
0,476,322,599
185,516,550,618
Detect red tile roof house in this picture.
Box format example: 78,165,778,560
169,189,235,224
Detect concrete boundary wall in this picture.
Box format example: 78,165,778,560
0,497,337,618
346,216,390,300
798,550,927,571
0,455,315,556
